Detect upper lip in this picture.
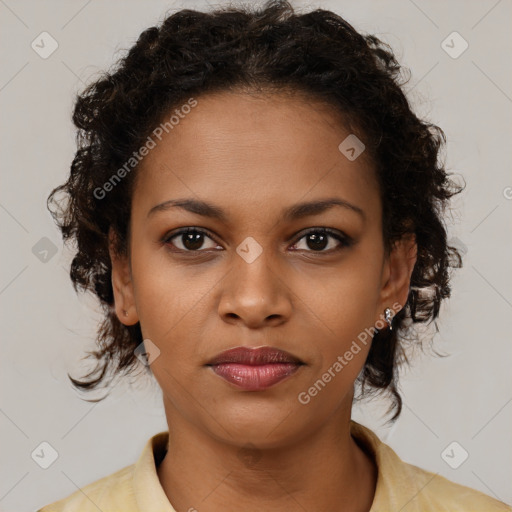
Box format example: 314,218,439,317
206,346,303,366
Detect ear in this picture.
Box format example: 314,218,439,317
109,227,139,326
376,233,417,322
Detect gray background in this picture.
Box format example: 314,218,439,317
1,0,511,510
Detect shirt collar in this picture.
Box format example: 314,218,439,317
131,420,409,511
132,430,176,511
350,420,424,511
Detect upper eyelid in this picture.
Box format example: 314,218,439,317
164,227,220,244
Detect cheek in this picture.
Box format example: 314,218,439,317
300,254,383,338
131,240,198,309
295,247,383,384
129,249,216,362
294,279,377,413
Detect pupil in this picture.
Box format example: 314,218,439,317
307,232,328,251
183,232,204,250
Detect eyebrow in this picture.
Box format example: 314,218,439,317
147,197,365,222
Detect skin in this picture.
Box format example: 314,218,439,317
110,90,417,512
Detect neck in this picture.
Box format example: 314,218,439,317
157,404,377,512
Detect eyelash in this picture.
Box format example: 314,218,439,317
161,227,353,255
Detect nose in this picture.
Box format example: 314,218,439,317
217,248,293,329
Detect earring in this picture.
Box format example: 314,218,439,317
384,307,393,330
123,309,129,317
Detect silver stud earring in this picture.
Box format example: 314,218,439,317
384,307,393,330
123,309,129,317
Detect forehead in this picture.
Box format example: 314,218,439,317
132,90,379,223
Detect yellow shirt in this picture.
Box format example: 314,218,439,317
38,420,511,512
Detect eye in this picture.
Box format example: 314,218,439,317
162,226,353,254
163,228,221,252
290,228,353,253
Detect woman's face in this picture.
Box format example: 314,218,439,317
111,91,415,448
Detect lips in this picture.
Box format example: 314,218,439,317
206,346,304,391
206,346,303,366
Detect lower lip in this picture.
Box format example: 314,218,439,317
209,363,302,391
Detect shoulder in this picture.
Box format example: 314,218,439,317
36,431,171,512
36,464,136,512
396,460,512,511
350,421,512,512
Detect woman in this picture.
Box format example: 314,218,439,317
38,1,511,510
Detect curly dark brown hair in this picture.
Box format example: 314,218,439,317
47,0,463,421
